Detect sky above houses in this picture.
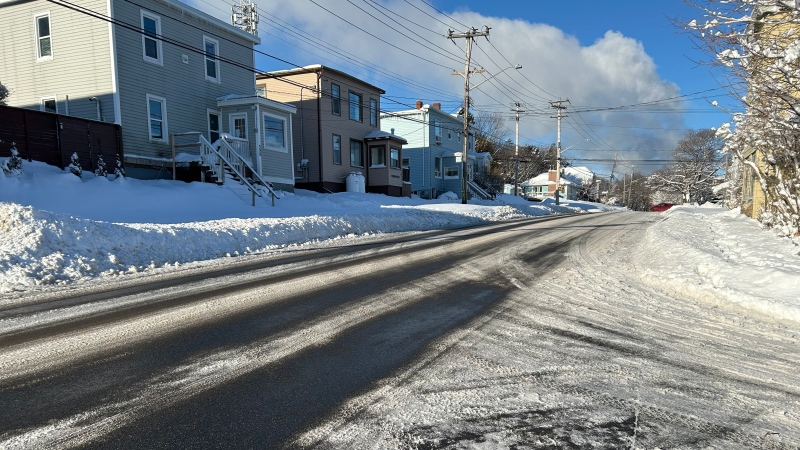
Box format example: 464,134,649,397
182,0,738,178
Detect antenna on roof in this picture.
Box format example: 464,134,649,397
231,0,259,36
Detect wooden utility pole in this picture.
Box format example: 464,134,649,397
448,27,489,204
550,99,568,205
512,101,525,197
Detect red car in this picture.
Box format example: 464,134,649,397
650,202,674,212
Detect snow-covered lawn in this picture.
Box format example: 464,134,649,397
1,161,798,325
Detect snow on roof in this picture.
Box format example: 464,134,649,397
364,130,408,144
564,166,595,184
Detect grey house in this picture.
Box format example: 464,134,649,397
0,0,296,190
381,101,478,200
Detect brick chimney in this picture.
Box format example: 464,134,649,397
416,100,423,109
432,102,441,110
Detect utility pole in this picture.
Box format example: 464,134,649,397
550,99,568,205
449,26,489,204
628,166,635,209
512,101,525,197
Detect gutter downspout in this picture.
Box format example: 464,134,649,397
316,69,324,190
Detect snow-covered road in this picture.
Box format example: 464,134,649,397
1,211,798,449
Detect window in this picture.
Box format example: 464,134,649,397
263,113,286,151
146,94,167,142
369,98,377,126
230,114,247,139
35,13,52,60
349,92,362,122
370,145,385,167
390,148,400,168
350,140,363,167
333,134,342,164
208,110,221,143
434,121,442,143
204,36,220,82
39,97,57,113
445,166,459,178
434,156,442,178
256,87,266,97
141,11,162,64
402,157,410,182
331,84,340,115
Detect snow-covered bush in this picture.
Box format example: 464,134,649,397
114,154,125,179
94,155,108,177
0,81,9,105
68,152,82,177
1,142,23,175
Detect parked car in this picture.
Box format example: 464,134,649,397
651,202,674,212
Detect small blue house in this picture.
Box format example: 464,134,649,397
381,101,476,199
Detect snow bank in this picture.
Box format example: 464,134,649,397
635,205,800,324
0,161,617,293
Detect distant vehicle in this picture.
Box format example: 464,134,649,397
650,202,674,212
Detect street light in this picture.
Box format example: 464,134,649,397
456,64,521,204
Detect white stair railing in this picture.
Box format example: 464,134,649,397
197,135,280,206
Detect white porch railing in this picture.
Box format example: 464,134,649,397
170,131,280,207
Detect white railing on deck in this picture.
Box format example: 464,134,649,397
170,131,279,207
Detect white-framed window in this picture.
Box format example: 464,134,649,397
141,11,162,65
369,98,378,126
263,113,287,151
434,121,442,143
40,96,57,113
331,84,340,115
146,94,167,142
350,140,363,167
203,36,220,83
434,156,442,178
444,166,459,178
230,113,248,140
34,12,52,60
370,145,385,167
333,134,342,164
349,91,362,122
390,148,400,168
208,109,221,143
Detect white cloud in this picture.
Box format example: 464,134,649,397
182,0,686,172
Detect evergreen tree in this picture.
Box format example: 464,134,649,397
94,155,108,177
0,81,9,105
68,152,82,177
114,154,125,179
1,142,23,175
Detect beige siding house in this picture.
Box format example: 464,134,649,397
257,65,408,196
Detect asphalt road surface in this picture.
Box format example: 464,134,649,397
0,212,798,449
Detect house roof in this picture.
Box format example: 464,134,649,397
474,151,492,161
257,65,385,94
364,130,408,144
216,94,297,114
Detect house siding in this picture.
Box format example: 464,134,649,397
111,0,257,163
258,73,320,185
0,0,114,121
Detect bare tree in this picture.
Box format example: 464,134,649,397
473,111,510,156
647,129,723,204
683,0,800,235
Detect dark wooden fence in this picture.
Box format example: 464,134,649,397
0,105,123,172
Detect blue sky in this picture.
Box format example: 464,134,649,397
190,0,737,175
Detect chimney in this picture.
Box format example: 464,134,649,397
432,102,441,110
416,100,423,109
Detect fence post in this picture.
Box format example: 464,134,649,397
171,134,176,180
